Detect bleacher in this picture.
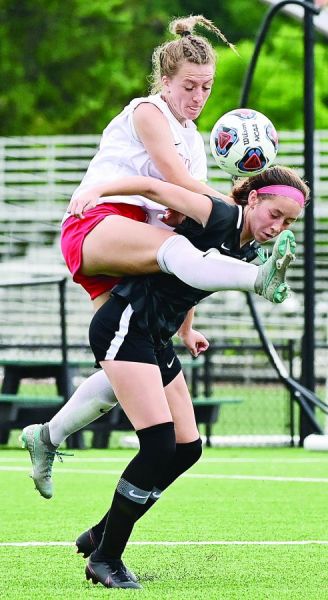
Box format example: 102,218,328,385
0,131,328,372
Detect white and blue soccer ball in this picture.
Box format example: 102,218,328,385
210,108,278,177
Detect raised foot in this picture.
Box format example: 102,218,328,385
255,230,296,304
276,231,296,270
20,423,68,499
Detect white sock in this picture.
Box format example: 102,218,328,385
49,370,116,446
157,235,258,292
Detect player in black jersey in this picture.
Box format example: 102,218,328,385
79,168,308,588
22,166,308,503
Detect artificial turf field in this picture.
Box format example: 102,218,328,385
1,445,328,599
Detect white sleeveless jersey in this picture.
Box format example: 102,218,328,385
64,94,207,226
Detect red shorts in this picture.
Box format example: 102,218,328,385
61,203,147,300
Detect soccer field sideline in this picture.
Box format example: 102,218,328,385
3,455,328,463
2,464,328,483
2,539,328,547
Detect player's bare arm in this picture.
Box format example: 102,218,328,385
74,176,213,227
133,103,234,204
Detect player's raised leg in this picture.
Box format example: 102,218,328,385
157,229,296,302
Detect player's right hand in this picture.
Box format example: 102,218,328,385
67,191,100,219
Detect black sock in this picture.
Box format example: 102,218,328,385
156,438,202,490
136,437,203,520
92,438,202,541
97,422,176,559
92,515,107,540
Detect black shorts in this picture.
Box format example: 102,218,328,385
89,295,182,388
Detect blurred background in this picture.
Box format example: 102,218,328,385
1,0,328,448
1,0,328,134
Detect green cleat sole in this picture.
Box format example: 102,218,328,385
20,432,27,448
254,230,297,304
272,282,289,304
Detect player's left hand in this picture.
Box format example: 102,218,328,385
178,328,209,357
158,209,186,227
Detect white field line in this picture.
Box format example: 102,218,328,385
2,465,328,483
1,540,328,548
2,456,328,464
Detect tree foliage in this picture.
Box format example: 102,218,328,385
198,23,328,132
0,0,177,134
0,1,327,134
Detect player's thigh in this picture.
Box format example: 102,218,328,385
91,294,173,431
81,216,172,276
164,371,199,443
92,290,111,311
101,361,172,431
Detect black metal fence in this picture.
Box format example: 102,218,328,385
0,278,326,447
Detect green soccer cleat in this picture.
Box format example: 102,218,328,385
21,423,61,499
254,230,296,304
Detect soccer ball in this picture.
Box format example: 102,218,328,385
210,108,278,177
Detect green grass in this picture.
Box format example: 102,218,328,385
1,446,328,598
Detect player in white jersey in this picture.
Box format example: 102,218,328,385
61,15,237,312
21,17,302,516
67,92,208,225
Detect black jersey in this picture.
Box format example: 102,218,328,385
113,196,259,344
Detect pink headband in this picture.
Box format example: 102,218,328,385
257,185,305,207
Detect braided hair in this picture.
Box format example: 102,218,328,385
150,15,236,94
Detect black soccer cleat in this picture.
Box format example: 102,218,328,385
77,529,138,583
76,528,97,558
85,553,141,589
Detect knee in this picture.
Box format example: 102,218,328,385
176,437,203,471
137,421,176,470
192,437,203,465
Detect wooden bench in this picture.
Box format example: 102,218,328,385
0,393,65,443
0,346,243,449
192,396,243,446
85,397,243,449
0,356,92,447
0,379,242,449
85,353,243,448
0,277,87,447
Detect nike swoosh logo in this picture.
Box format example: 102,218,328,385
129,490,148,499
221,243,230,251
174,142,181,146
167,357,175,368
99,408,108,414
152,491,161,499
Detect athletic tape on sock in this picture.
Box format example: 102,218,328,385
150,487,162,500
116,477,151,504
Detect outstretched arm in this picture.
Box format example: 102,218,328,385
69,176,213,226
